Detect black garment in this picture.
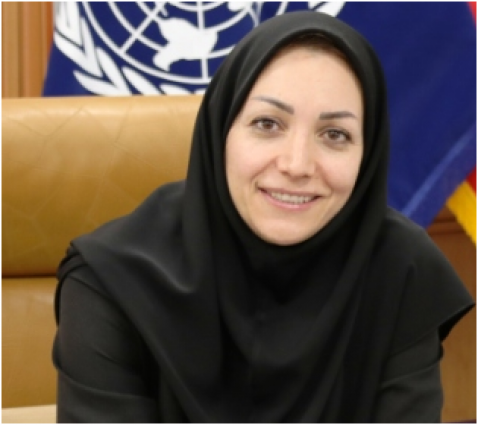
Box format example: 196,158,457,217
54,262,443,423
54,11,474,423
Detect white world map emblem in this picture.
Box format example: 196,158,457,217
54,2,345,96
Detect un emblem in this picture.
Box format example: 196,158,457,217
53,2,345,96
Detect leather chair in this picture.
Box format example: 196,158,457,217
2,95,201,421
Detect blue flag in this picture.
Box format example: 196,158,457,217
43,2,476,228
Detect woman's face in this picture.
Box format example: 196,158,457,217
225,46,364,246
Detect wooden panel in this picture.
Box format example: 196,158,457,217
21,3,52,96
2,3,21,98
2,2,52,98
428,209,476,422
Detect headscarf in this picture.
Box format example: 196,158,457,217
56,11,473,422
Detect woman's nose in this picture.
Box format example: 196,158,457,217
276,134,316,178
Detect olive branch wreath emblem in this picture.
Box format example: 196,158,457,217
53,2,345,96
53,2,193,96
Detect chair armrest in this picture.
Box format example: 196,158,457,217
2,404,56,424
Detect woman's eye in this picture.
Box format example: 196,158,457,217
323,129,351,145
252,118,280,132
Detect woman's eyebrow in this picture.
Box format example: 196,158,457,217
251,96,294,114
319,111,357,120
250,97,357,121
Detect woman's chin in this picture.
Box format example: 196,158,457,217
252,224,322,246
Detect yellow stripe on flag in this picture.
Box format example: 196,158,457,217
447,181,476,244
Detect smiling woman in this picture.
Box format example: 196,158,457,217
225,40,363,245
53,11,473,423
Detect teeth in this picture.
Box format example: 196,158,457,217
269,191,315,204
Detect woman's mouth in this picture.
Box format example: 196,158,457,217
268,191,316,205
260,188,320,209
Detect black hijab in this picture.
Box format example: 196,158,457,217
56,11,473,422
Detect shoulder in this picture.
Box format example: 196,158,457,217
366,207,449,289
376,207,446,265
380,207,431,248
56,181,187,316
375,208,473,352
55,255,110,325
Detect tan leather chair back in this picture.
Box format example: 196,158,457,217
2,95,201,407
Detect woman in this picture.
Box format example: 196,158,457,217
54,11,473,422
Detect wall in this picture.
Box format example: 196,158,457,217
1,1,476,421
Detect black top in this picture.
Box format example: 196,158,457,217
55,260,444,423
54,11,474,423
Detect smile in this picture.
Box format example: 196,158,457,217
268,191,316,204
259,187,320,208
